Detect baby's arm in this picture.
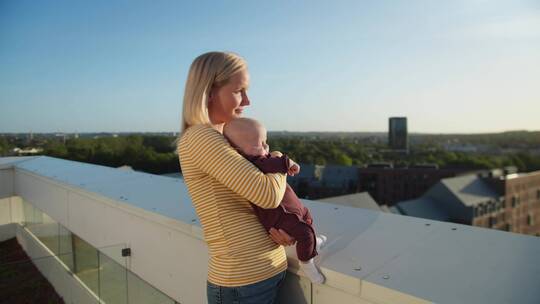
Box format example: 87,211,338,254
254,153,301,176
253,155,289,174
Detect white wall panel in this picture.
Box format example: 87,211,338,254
67,191,109,247
314,284,376,304
14,171,69,225
99,199,209,303
0,169,13,198
10,196,23,223
0,197,11,225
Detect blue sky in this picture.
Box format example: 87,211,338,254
1,0,539,133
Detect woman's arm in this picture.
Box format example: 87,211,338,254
183,125,287,209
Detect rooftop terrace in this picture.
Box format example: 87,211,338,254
1,156,539,303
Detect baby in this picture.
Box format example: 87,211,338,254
223,117,327,284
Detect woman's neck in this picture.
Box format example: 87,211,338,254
211,123,224,134
208,112,224,134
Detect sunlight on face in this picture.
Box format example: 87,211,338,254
209,70,251,125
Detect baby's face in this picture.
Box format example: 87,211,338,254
240,128,269,157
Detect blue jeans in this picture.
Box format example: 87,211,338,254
207,271,287,304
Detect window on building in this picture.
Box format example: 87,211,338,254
477,205,483,216
528,213,534,226
501,199,506,208
512,196,517,207
489,216,497,227
537,189,540,200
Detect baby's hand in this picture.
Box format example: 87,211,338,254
270,151,283,158
288,159,300,176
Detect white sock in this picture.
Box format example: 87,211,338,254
300,258,325,284
316,234,327,252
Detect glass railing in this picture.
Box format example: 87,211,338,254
9,199,178,304
0,246,98,304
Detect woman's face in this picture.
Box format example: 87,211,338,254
208,69,251,125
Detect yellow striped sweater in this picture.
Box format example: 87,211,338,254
178,124,288,287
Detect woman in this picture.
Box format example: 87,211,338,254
177,51,295,304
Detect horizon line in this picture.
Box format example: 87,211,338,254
1,129,539,135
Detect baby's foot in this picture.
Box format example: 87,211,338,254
316,234,327,252
299,259,325,284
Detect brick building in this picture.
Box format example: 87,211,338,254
395,168,540,237
358,164,476,206
473,169,540,235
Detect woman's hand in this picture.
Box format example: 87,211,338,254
269,228,296,246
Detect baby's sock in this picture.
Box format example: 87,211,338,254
299,258,325,284
316,234,327,252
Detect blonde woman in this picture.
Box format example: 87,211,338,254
177,52,295,304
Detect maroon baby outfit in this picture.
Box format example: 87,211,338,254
248,154,318,262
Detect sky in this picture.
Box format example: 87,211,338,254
1,0,539,133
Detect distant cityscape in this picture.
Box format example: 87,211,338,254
2,117,539,238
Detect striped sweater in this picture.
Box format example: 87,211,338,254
178,124,288,287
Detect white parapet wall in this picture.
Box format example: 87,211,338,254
1,156,540,304
11,168,210,304
14,223,100,304
0,168,14,198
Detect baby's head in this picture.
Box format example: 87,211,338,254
223,117,269,157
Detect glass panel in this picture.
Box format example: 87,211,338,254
35,212,60,255
127,271,175,304
18,201,177,304
0,238,99,304
26,205,43,236
58,224,74,272
73,235,100,296
22,199,34,227
99,244,128,304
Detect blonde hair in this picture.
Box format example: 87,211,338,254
180,51,247,133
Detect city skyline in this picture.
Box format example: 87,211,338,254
1,0,539,133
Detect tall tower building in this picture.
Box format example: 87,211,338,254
389,117,408,151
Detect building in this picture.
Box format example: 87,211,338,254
1,156,540,303
358,164,477,206
288,164,358,199
12,147,44,155
479,168,540,235
388,117,408,151
395,168,540,236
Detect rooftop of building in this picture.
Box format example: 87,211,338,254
438,174,501,206
1,155,540,304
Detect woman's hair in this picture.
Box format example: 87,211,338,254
180,51,247,133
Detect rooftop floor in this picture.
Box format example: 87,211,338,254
1,156,540,304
